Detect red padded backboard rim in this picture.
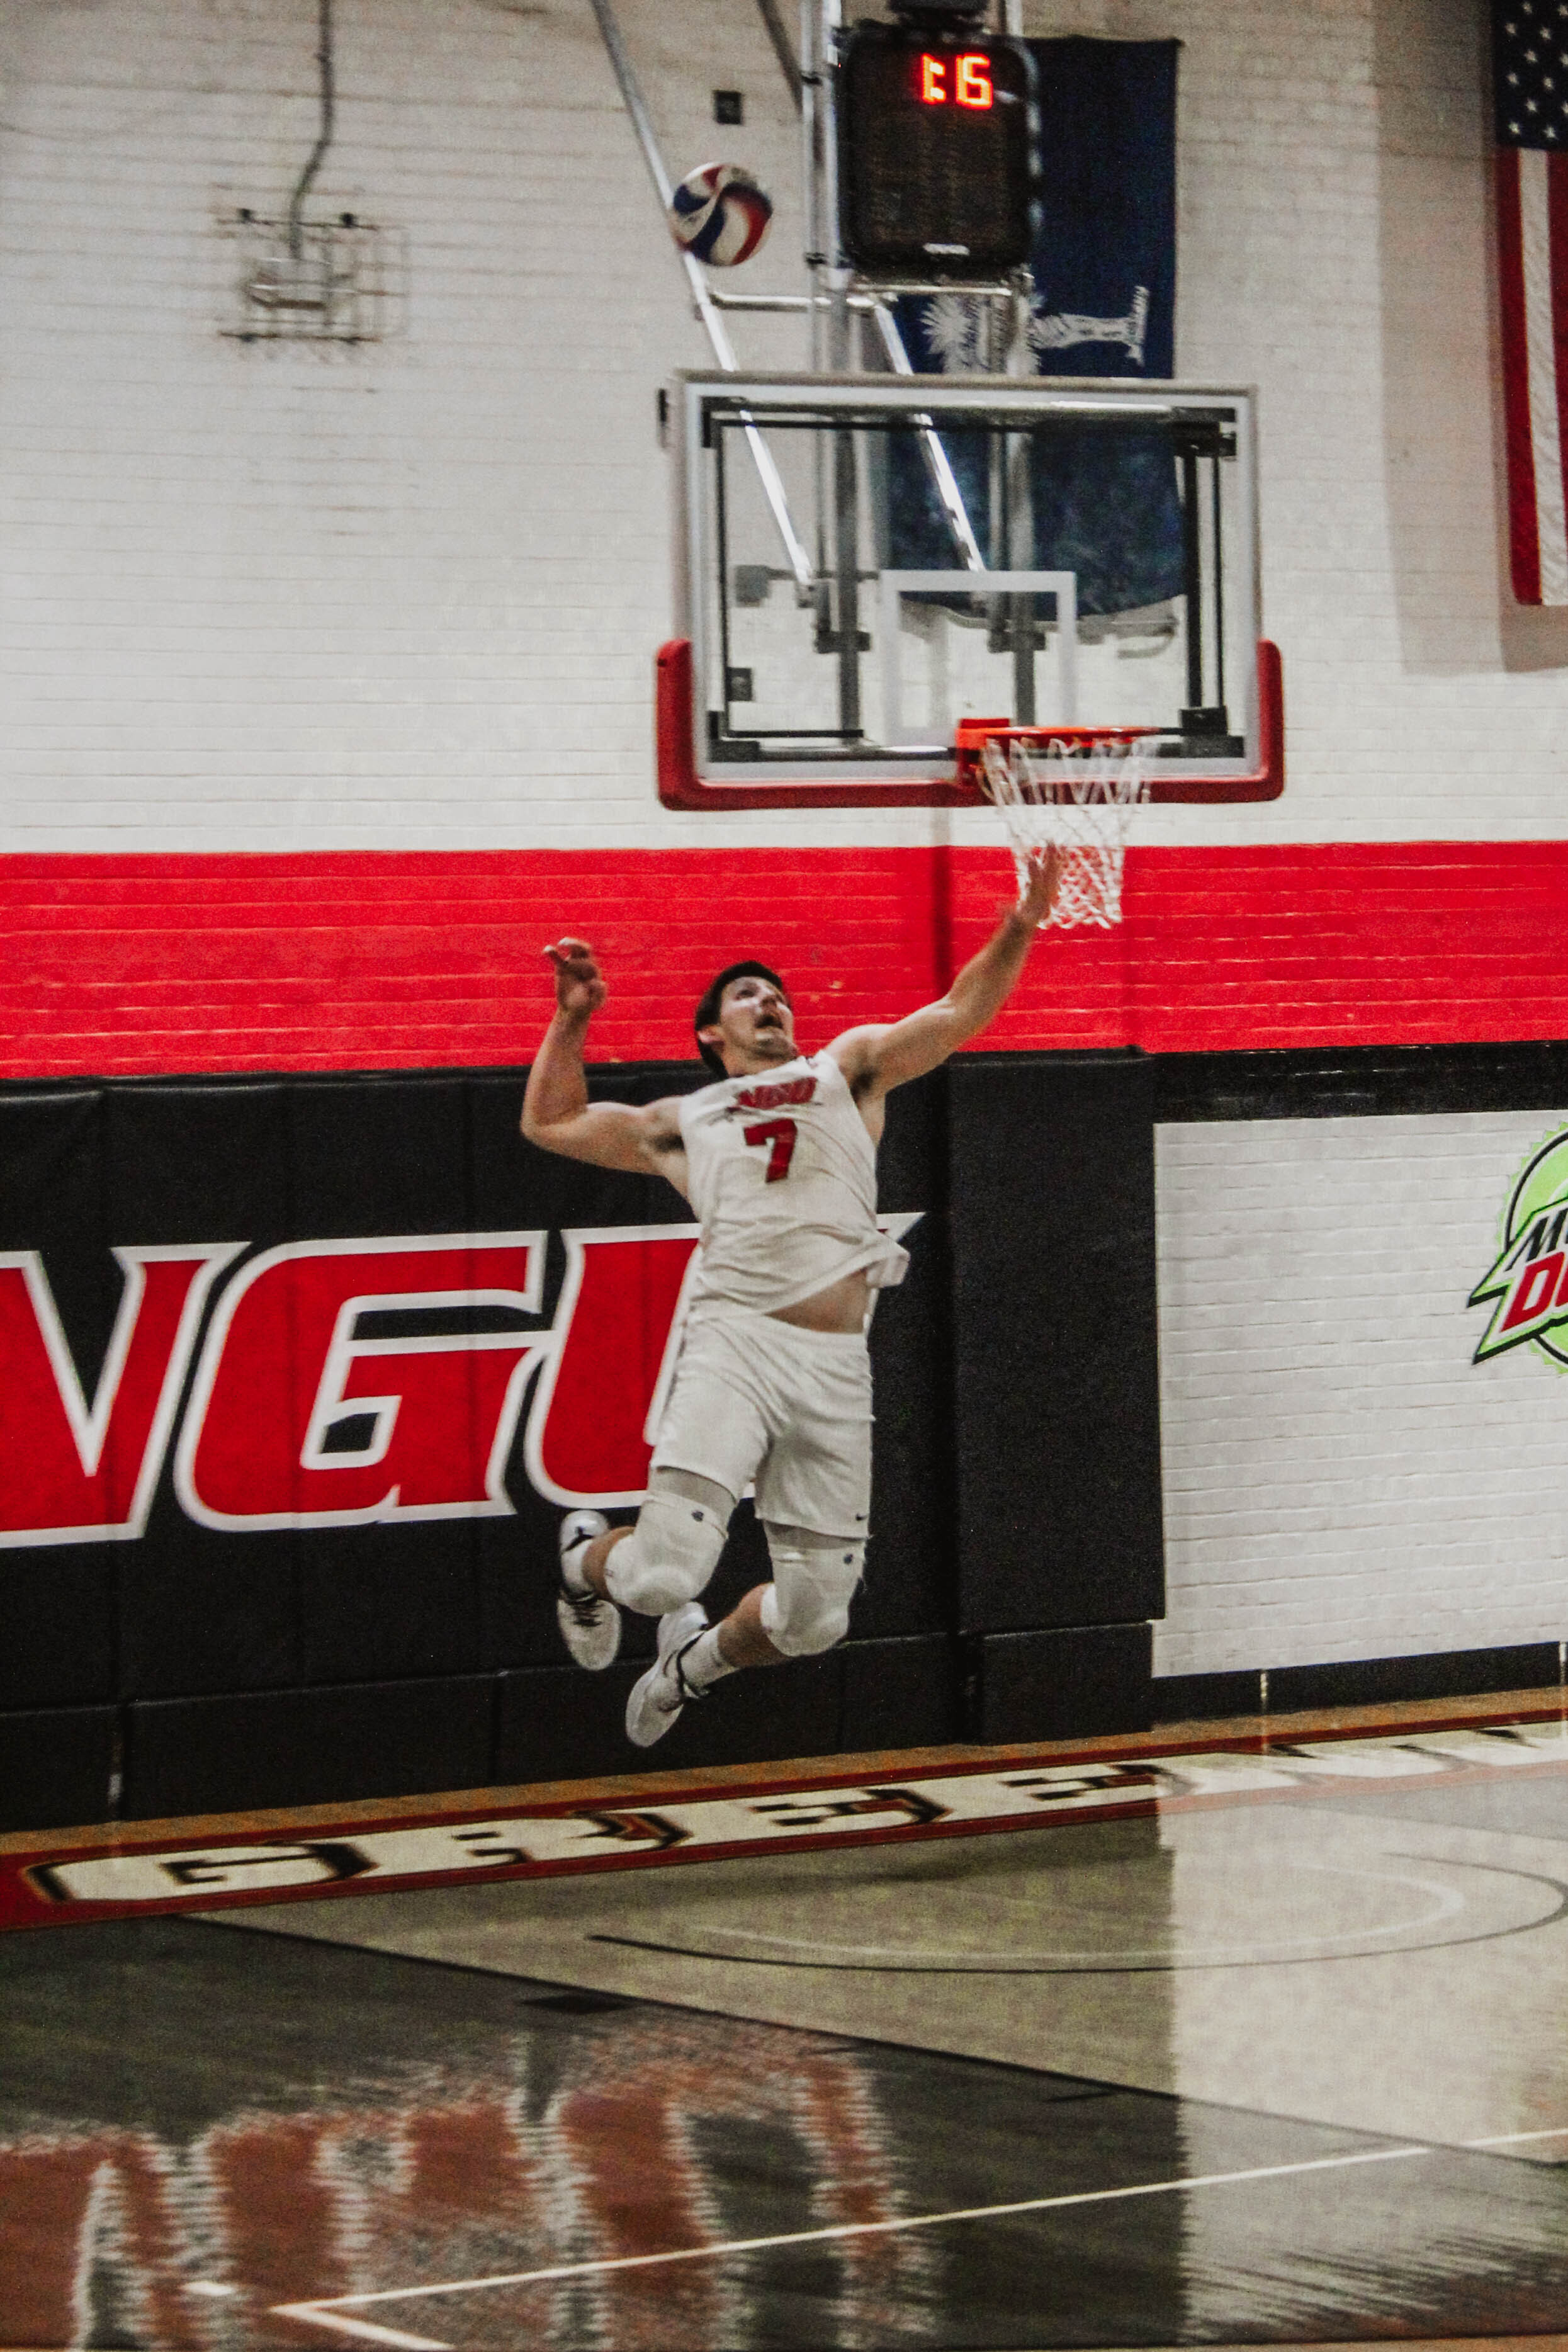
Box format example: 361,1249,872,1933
657,636,1285,810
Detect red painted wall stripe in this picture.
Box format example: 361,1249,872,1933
1,844,1567,1077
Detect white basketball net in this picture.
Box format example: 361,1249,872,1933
978,732,1151,929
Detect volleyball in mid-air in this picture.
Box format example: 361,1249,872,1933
668,162,773,267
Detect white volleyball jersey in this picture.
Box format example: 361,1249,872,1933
678,1050,910,1315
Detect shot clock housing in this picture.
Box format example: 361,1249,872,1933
884,0,990,22
836,18,1039,276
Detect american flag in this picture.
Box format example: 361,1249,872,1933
1495,1,1568,602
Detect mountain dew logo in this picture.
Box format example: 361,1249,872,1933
1470,1128,1568,1364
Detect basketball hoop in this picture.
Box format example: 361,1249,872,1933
956,720,1154,930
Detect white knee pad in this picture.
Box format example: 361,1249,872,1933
760,1532,865,1658
604,1488,727,1617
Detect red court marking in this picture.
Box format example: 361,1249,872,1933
4,1705,1564,1937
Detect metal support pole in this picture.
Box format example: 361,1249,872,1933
1003,268,1037,719
1211,450,1227,721
1180,440,1204,717
588,0,812,594
984,297,1006,652
871,303,987,573
820,0,849,363
802,0,831,634
755,0,802,111
801,0,826,354
1000,0,1034,711
832,426,862,735
817,0,857,726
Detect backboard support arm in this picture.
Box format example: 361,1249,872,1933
586,0,813,595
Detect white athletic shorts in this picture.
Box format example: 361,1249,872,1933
650,1308,873,1539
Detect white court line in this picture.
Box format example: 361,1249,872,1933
682,1857,1470,1968
270,2143,1433,2343
271,2127,1568,2348
1469,2125,1568,2148
274,2318,447,2351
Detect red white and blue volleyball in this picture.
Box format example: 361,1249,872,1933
668,162,773,266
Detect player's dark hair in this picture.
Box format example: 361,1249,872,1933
694,960,789,1077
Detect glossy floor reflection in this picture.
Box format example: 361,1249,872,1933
229,1721,1568,2155
3,1703,1567,2348
4,1918,1567,2349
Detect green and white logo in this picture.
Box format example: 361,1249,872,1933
1470,1126,1568,1365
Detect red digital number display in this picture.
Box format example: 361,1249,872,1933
840,26,1034,273
918,52,995,109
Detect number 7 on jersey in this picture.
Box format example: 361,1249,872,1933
743,1117,798,1183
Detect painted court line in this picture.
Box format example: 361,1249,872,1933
1468,2125,1568,2147
272,2126,1568,2345
270,2141,1447,2344
272,2318,448,2351
275,2320,449,2351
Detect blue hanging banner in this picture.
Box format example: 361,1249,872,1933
890,37,1180,616
1027,35,1176,379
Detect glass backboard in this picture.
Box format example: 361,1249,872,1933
658,371,1281,808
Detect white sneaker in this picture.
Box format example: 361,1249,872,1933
624,1602,709,1748
556,1509,621,1671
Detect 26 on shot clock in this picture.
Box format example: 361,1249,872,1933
836,17,1039,277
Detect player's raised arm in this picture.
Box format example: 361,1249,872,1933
521,939,673,1172
828,847,1064,1102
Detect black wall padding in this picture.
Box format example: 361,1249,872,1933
493,1632,966,1785
110,1082,300,1700
291,1080,483,1687
0,1053,1173,1822
0,1707,117,1833
860,1070,953,1637
840,1634,965,1751
974,1623,1154,1741
1154,1639,1567,1724
123,1676,495,1818
497,1647,845,1783
949,1053,1164,1634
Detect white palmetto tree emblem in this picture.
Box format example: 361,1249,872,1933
921,293,988,373
920,286,1153,374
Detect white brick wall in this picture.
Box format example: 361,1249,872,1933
0,0,1564,851
1154,1108,1568,1674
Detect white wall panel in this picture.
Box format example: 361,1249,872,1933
1155,1109,1568,1673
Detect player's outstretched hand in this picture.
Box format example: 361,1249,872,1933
1017,844,1066,929
544,937,607,1017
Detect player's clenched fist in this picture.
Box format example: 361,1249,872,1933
544,937,607,1017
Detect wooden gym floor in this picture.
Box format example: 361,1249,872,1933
2,1690,1567,2349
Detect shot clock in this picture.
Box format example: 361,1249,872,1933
836,21,1039,277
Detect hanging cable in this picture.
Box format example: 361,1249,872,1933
287,0,336,261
